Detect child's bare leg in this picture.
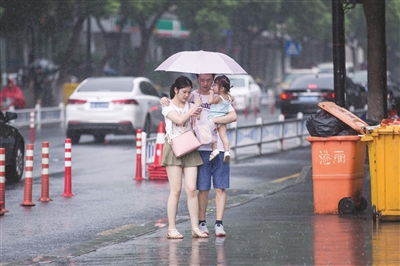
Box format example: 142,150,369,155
211,140,217,151
209,123,220,161
217,124,229,152
218,125,230,164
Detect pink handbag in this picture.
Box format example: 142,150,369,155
170,130,201,158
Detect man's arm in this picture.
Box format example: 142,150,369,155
212,109,237,124
160,97,170,106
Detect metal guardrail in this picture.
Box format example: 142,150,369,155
8,103,65,129
144,117,311,166
7,104,367,175
144,108,367,165
227,117,310,161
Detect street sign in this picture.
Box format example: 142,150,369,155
285,41,301,56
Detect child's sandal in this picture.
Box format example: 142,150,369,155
223,151,230,164
209,150,220,161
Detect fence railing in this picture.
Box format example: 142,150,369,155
144,117,311,166
6,104,367,177
143,108,367,166
8,103,65,129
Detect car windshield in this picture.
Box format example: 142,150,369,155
229,78,245,87
78,79,133,92
290,76,333,89
352,72,368,84
283,73,310,83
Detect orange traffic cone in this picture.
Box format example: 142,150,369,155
21,144,35,206
39,142,52,202
0,148,9,215
62,138,74,197
148,122,168,180
153,122,165,167
134,129,144,181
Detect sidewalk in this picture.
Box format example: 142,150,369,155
10,147,387,266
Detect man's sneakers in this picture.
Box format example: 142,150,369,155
198,222,209,235
199,222,227,237
214,224,227,237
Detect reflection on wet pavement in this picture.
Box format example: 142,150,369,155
314,215,369,265
372,222,400,265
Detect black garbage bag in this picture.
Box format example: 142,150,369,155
306,109,349,137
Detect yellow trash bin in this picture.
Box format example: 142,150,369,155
361,125,400,222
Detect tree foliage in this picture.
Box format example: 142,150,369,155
0,0,399,115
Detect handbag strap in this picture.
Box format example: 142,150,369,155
165,134,171,145
189,103,197,130
167,103,197,144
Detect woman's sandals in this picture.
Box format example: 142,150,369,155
192,227,209,238
166,228,184,239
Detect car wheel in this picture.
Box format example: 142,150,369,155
143,115,151,135
93,134,105,144
67,130,80,144
5,141,25,184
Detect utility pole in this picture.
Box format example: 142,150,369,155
332,0,346,107
86,14,92,77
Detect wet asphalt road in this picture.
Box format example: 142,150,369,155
0,108,283,264
1,107,400,265
7,145,399,266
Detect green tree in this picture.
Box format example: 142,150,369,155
228,0,280,72
279,0,330,71
120,0,175,76
175,0,237,51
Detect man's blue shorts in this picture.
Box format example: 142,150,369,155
197,151,230,191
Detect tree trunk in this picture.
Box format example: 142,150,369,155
363,0,387,122
55,15,86,104
95,16,127,76
135,27,152,76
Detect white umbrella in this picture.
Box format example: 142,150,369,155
154,50,247,74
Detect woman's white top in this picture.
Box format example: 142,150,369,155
162,101,191,139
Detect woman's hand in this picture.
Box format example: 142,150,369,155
192,107,202,119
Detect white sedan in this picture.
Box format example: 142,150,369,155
226,74,262,112
66,77,164,144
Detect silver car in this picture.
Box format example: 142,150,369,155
66,77,164,144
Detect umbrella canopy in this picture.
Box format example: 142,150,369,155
155,50,247,75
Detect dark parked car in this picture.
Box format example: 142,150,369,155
0,110,25,183
352,70,400,113
280,73,367,118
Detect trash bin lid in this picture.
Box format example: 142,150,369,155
318,102,368,134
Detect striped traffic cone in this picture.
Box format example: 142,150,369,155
38,142,52,202
134,129,144,181
21,144,35,206
153,122,165,167
0,148,9,215
62,138,74,197
147,122,168,180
